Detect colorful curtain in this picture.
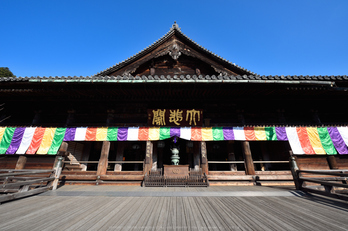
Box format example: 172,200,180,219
0,126,347,155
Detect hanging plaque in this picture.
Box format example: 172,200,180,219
148,109,203,126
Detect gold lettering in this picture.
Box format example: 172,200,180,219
186,109,201,126
152,109,166,126
169,109,183,125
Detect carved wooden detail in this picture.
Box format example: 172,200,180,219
168,43,181,60
106,34,240,77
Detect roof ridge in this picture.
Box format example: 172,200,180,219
2,74,347,83
95,22,256,76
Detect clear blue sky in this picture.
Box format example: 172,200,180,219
1,0,347,77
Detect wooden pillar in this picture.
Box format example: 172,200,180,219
114,142,124,171
201,141,208,175
51,156,64,190
15,156,27,170
58,142,69,155
227,141,237,171
53,141,69,169
327,156,338,169
242,141,255,175
152,142,158,171
158,145,163,169
193,142,200,170
289,156,301,190
97,141,110,176
143,141,153,174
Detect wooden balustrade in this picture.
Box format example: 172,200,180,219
290,156,348,201
0,169,55,203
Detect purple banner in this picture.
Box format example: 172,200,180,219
276,127,288,141
170,127,180,137
63,128,76,141
223,127,234,140
117,127,128,141
6,127,25,154
327,127,348,154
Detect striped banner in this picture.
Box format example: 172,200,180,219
0,126,347,155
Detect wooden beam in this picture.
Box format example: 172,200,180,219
242,141,255,175
99,175,144,181
208,175,254,181
15,156,27,170
0,186,51,203
0,170,53,177
60,175,98,180
97,141,110,176
2,177,54,188
200,141,208,175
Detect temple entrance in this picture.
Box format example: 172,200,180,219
154,138,196,170
144,138,209,187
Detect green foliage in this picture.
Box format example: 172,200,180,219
0,67,16,77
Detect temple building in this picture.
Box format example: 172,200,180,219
0,23,348,186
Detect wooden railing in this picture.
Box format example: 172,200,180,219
208,160,289,170
290,157,348,201
0,157,63,203
143,168,209,187
62,160,144,171
208,161,245,164
63,161,145,164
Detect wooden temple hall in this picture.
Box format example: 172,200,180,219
1,22,348,186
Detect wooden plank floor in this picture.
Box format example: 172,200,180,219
0,186,347,230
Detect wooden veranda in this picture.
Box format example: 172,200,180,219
0,185,348,230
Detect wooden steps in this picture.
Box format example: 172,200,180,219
208,171,294,186
62,180,143,186
59,170,295,186
209,181,254,186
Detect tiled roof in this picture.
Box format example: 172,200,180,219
1,75,346,86
95,22,256,76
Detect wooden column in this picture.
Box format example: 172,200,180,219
158,145,163,169
51,156,64,190
114,142,124,171
242,141,255,175
227,141,237,171
97,141,110,176
289,156,301,190
152,142,158,171
53,141,69,169
193,142,200,170
15,156,27,170
201,141,208,175
58,142,69,155
327,156,338,169
143,141,153,174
